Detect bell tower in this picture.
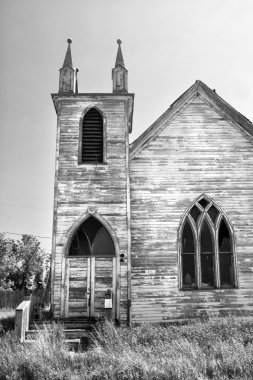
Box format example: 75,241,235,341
51,40,134,323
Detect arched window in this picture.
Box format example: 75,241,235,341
69,217,115,257
81,108,103,163
180,196,235,290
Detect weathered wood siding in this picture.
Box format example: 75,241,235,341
130,96,253,322
51,94,133,322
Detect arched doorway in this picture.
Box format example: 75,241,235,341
66,216,117,318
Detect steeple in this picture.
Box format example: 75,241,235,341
112,39,128,93
59,39,78,93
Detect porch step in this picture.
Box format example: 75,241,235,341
26,316,101,351
26,328,90,338
25,328,92,351
29,316,101,330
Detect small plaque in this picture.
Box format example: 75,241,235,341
105,298,113,309
104,289,112,308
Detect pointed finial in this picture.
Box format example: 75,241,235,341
112,39,128,93
59,38,77,93
63,38,73,67
115,39,125,68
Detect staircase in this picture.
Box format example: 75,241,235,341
25,316,101,351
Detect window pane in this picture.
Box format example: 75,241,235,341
200,220,214,253
182,220,195,253
190,205,201,224
201,254,214,287
83,217,102,245
68,217,115,257
182,254,196,288
219,252,233,286
219,219,231,252
207,205,219,224
198,198,209,209
69,229,91,256
92,227,115,256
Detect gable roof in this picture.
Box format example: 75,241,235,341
130,80,253,160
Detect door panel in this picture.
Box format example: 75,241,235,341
68,257,88,317
94,258,113,315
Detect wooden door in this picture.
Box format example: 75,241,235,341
67,257,116,318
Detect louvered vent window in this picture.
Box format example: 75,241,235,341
82,108,103,163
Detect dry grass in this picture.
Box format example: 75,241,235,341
0,317,252,379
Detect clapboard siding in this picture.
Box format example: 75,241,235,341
130,97,253,322
51,94,133,322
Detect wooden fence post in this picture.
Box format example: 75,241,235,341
15,300,31,342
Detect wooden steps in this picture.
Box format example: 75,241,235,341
25,316,101,351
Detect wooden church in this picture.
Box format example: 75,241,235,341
51,39,253,324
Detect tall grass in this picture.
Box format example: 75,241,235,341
0,317,252,379
0,309,15,333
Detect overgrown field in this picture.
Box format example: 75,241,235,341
0,308,15,333
0,317,252,380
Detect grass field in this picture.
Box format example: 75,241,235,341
0,316,252,380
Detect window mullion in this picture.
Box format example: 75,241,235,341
214,227,220,288
196,228,201,289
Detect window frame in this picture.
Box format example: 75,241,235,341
179,196,237,291
78,106,107,165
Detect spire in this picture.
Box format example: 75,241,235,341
59,38,78,93
112,39,128,94
63,38,73,67
115,39,125,68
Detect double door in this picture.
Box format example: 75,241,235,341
67,256,116,318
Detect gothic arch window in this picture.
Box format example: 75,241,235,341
180,196,235,290
68,216,115,257
81,108,104,163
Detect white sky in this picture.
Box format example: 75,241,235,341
0,0,253,252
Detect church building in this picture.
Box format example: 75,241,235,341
51,39,253,324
